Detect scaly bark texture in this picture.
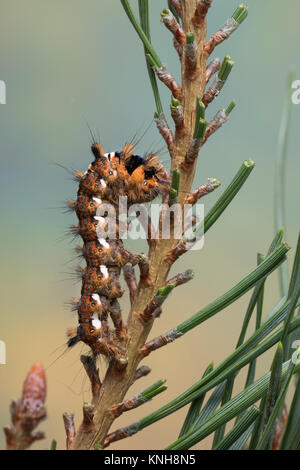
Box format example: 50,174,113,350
71,0,208,449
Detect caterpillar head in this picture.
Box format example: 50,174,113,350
123,149,170,203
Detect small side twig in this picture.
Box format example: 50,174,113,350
165,240,188,266
4,363,47,450
171,97,185,135
63,412,76,450
202,56,234,108
123,265,138,305
166,269,194,288
138,253,151,286
192,0,212,27
202,109,228,145
169,0,182,18
185,178,221,205
140,328,183,358
154,112,175,157
110,396,147,419
132,365,151,384
201,101,235,146
205,57,221,83
161,9,185,46
80,355,101,403
150,61,182,100
204,5,248,57
140,285,175,323
104,422,140,448
173,38,183,59
110,380,166,418
83,403,95,430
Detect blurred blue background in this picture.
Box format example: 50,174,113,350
0,0,299,449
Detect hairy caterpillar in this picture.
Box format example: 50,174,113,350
67,141,169,366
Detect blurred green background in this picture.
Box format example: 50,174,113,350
0,0,299,450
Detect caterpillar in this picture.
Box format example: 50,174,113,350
66,141,169,367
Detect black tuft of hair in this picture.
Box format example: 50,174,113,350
67,335,81,348
91,143,104,159
125,155,145,175
144,166,157,179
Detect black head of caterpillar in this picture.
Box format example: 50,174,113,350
67,140,169,367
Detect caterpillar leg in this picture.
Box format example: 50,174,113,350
67,324,128,367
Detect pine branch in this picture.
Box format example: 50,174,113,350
4,363,47,450
204,4,248,57
63,413,76,450
70,1,254,450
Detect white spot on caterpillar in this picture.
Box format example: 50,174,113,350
94,216,106,225
100,179,107,188
99,238,110,249
113,170,117,177
92,294,101,305
92,314,101,330
100,265,109,279
93,197,102,205
104,152,115,159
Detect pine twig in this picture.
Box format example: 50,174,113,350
165,239,189,266
140,329,183,358
193,0,213,26
204,4,248,57
201,101,236,146
173,38,183,59
83,403,95,430
80,355,101,403
109,380,166,419
149,60,182,100
171,97,185,135
161,9,185,46
169,0,182,18
140,285,176,323
132,365,151,384
185,178,221,205
123,265,138,305
142,244,289,357
103,423,140,448
154,112,175,158
202,56,234,107
70,0,239,450
63,412,76,450
205,58,221,83
4,363,47,450
166,269,194,288
138,253,151,287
